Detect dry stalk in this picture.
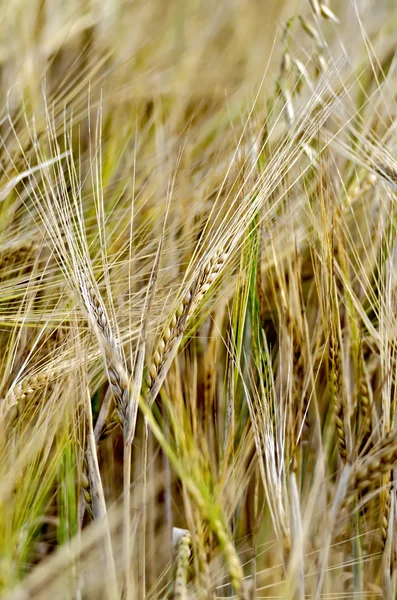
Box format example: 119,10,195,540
83,387,118,596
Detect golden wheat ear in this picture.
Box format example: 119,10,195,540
146,245,229,402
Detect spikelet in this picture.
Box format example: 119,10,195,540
319,3,340,23
379,474,391,550
329,329,348,462
190,247,229,314
314,52,328,75
172,530,192,600
356,355,372,453
80,469,94,519
97,408,122,441
350,432,397,491
359,380,370,425
0,372,49,419
278,85,294,128
293,58,312,92
280,51,292,77
299,16,323,46
308,0,321,16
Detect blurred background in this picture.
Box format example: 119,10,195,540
1,0,396,113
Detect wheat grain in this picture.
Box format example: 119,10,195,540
299,16,323,46
379,474,391,550
350,432,397,491
319,3,340,23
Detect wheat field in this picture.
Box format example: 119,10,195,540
0,0,397,598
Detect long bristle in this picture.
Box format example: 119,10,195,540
1,1,397,599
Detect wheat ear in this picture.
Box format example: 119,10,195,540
329,327,348,462
0,372,49,420
172,530,192,600
147,246,229,401
77,270,131,424
379,473,392,550
350,431,397,491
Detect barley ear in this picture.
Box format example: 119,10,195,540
329,329,348,462
172,529,192,600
